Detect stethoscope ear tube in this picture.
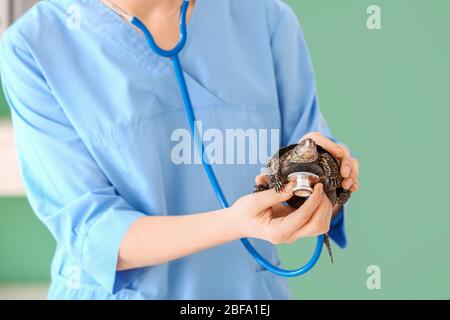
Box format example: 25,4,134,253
130,0,324,277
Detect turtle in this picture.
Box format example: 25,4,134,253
253,138,351,263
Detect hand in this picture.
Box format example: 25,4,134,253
230,181,332,245
301,132,360,192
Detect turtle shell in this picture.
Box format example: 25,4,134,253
253,140,351,264
292,145,341,208
262,142,349,208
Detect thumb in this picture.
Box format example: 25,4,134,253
251,182,294,211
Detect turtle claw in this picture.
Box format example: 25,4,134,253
253,184,269,193
324,176,340,190
274,180,283,193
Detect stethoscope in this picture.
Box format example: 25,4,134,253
103,0,325,277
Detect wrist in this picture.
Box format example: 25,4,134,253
220,206,247,240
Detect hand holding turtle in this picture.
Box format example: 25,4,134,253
230,182,332,245
251,133,358,261
300,132,359,193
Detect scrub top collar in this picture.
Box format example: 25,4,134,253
79,0,201,65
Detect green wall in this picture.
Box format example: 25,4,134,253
280,0,450,299
0,81,10,118
0,0,449,299
0,198,54,283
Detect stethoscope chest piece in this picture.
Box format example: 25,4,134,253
288,172,320,198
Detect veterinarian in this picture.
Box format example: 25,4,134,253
0,0,359,299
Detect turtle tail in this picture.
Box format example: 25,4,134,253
324,234,334,264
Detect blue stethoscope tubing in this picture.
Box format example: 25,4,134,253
131,0,324,277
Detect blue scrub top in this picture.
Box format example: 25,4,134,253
0,0,347,299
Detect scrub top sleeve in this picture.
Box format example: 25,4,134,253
0,31,145,293
270,4,347,248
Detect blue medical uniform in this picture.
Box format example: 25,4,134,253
0,0,347,299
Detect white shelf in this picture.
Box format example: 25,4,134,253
0,284,49,300
0,121,25,196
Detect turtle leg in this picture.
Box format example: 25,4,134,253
274,180,283,193
326,176,341,191
253,183,269,193
324,234,334,264
336,189,351,205
267,173,285,193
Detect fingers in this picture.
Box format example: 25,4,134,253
253,173,296,218
255,174,267,185
333,144,359,191
340,154,353,178
288,195,333,241
302,132,344,160
264,184,324,244
349,158,359,192
281,183,324,232
342,158,359,192
342,157,359,191
301,133,359,191
250,182,294,212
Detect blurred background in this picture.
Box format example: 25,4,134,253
0,0,449,299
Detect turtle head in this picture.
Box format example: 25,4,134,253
291,138,318,163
